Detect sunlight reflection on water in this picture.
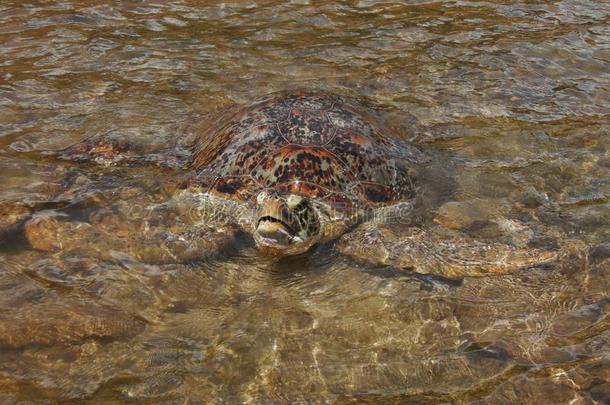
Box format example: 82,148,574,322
0,0,608,403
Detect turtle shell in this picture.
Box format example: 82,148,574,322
190,89,421,210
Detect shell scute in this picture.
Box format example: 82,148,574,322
192,102,289,171
251,145,354,190
326,108,375,138
216,124,286,177
281,89,337,111
277,109,336,146
253,99,292,123
212,175,262,201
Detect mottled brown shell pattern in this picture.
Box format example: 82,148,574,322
190,89,420,210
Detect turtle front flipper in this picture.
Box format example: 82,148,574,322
336,224,557,280
24,196,243,265
52,130,191,168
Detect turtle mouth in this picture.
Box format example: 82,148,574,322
255,216,302,248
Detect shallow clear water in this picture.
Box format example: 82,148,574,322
0,1,609,403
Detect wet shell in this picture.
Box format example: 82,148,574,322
190,89,421,210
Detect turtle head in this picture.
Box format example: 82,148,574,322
253,191,321,255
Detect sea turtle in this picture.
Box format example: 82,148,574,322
19,89,556,278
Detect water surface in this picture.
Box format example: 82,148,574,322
0,1,609,403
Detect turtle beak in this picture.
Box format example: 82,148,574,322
254,196,302,249
253,192,322,256
256,218,299,247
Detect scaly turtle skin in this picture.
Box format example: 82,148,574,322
19,89,557,278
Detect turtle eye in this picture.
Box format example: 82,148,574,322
286,194,303,210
